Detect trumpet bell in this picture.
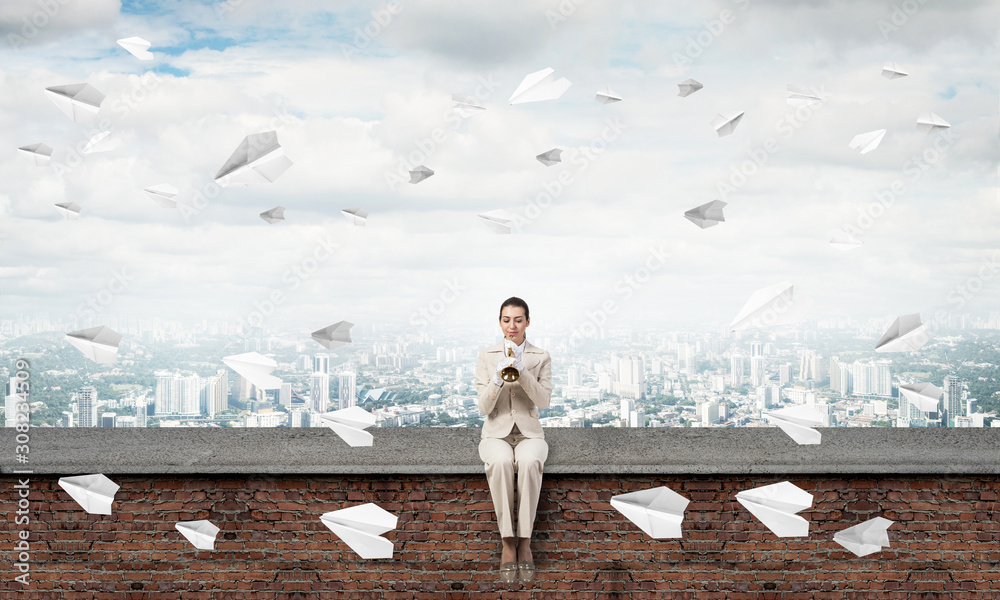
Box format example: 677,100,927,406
501,342,520,382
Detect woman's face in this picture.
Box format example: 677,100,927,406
500,306,529,343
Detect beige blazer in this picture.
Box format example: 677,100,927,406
476,340,552,439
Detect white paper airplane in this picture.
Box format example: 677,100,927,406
319,406,376,447
176,520,220,550
259,206,285,224
117,36,153,60
731,281,806,331
508,68,571,104
677,78,703,97
57,474,120,515
45,83,105,123
829,231,863,251
834,517,894,557
311,321,353,349
18,143,53,166
82,130,120,154
711,111,744,137
684,200,726,229
478,209,517,234
143,184,179,208
881,61,908,79
898,382,943,412
320,503,398,559
595,86,622,104
65,326,122,363
536,148,562,166
610,486,690,539
736,481,813,538
55,202,81,219
451,93,485,117
875,313,929,352
214,131,292,186
848,129,886,154
222,352,281,389
409,165,434,184
765,404,824,445
342,208,368,226
786,84,822,107
916,112,951,134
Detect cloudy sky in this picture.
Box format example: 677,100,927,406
1,0,997,338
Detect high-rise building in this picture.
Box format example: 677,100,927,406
617,356,645,400
339,371,357,410
313,354,330,376
101,412,116,428
620,398,634,423
701,401,720,426
850,360,892,397
135,400,147,428
4,377,20,427
179,374,200,415
628,409,645,428
155,372,178,415
730,353,745,387
311,372,330,413
944,375,965,426
78,386,98,428
779,363,792,386
279,383,292,408
61,411,74,428
568,366,582,387
750,356,766,387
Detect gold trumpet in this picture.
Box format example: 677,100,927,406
500,338,520,382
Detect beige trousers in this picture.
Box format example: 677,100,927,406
478,427,549,539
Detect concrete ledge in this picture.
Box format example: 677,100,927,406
3,428,1000,475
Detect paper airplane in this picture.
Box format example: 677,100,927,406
55,202,81,220
536,148,562,166
65,326,122,363
408,165,434,184
765,404,824,445
848,129,886,154
834,517,894,557
610,486,690,539
677,78,703,97
82,131,120,154
117,36,153,60
320,503,398,559
898,382,943,412
478,209,517,234
175,520,220,550
875,313,929,352
143,184,179,208
786,84,822,107
916,112,951,134
829,231,863,251
259,206,285,224
342,208,368,226
730,281,805,331
736,481,813,538
311,321,353,349
711,111,744,137
18,143,53,166
684,200,726,229
319,406,376,447
595,86,622,104
451,93,485,117
222,352,281,389
508,67,571,104
881,61,908,79
214,131,292,186
45,83,105,123
57,474,120,515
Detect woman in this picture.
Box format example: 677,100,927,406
475,296,552,586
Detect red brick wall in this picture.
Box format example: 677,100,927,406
3,474,999,599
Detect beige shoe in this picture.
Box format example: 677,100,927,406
517,562,535,586
500,562,517,585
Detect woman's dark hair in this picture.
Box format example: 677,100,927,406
499,296,529,321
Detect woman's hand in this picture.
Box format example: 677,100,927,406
493,356,516,386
